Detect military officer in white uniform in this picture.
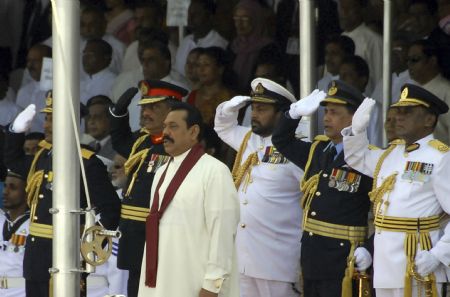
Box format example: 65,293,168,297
0,164,30,297
342,84,450,297
214,78,303,297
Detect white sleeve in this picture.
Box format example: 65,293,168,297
342,127,383,177
202,161,240,293
106,239,129,295
214,102,251,151
430,153,450,265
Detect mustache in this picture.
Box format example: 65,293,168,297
251,120,261,126
163,135,174,143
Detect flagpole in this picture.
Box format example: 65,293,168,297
51,0,81,296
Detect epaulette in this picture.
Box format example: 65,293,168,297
368,144,380,150
38,140,52,150
81,148,95,159
428,139,449,153
313,135,330,142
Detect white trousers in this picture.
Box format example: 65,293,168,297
239,273,300,297
376,284,443,297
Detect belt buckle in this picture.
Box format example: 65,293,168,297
0,276,7,289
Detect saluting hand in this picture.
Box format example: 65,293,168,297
351,97,376,135
12,104,36,133
112,87,139,116
288,89,326,119
222,95,251,115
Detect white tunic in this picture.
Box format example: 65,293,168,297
79,68,116,105
137,151,240,297
0,212,30,297
214,102,303,282
343,131,450,288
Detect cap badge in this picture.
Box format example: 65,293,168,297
328,81,337,96
401,87,408,99
140,82,149,96
46,91,53,107
254,83,265,95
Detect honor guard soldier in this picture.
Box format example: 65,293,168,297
272,80,373,297
343,84,450,297
0,163,30,297
109,80,188,297
3,91,121,297
215,78,303,297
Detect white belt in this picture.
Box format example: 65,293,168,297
0,276,26,289
87,275,108,288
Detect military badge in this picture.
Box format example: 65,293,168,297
328,168,361,193
401,161,433,182
328,81,338,96
147,154,170,173
261,146,289,164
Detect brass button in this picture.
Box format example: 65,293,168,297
44,174,48,178
309,232,313,236
38,194,44,199
311,211,316,216
31,237,35,242
34,216,38,220
323,173,328,178
340,242,344,246
240,223,246,228
315,192,321,196
242,200,248,205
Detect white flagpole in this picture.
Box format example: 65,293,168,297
51,0,81,296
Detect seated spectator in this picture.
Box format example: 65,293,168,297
428,1,450,79
339,54,382,146
111,40,189,131
184,48,202,90
339,0,383,93
407,39,450,143
187,47,235,126
121,2,174,73
86,95,117,162
81,6,126,75
105,0,136,45
24,132,45,156
396,0,438,40
80,39,116,105
0,71,19,127
230,0,274,92
16,44,52,133
174,0,228,77
317,34,355,92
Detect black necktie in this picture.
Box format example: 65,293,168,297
324,145,337,168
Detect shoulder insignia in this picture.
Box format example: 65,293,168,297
38,140,52,150
428,140,449,153
389,139,405,145
368,144,380,150
314,135,330,142
81,148,95,159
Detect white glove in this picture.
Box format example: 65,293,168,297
415,250,441,277
222,96,250,115
354,247,372,272
12,104,36,133
288,89,326,119
351,98,376,135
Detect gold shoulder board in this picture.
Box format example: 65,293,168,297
314,135,330,142
389,139,405,145
428,140,449,153
81,148,95,159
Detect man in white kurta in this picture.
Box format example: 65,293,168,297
215,78,303,297
137,103,239,297
342,84,450,297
